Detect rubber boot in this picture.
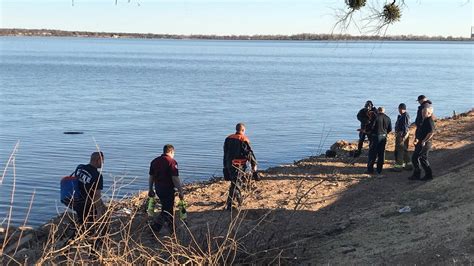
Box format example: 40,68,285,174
408,169,421,180
420,167,433,181
354,150,362,158
225,199,232,211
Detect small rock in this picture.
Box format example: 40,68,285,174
342,247,356,254
325,150,337,158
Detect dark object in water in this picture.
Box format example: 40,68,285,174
325,150,337,158
63,131,84,135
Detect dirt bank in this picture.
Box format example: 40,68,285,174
182,109,474,264
1,110,473,264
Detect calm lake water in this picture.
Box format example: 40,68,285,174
0,37,472,226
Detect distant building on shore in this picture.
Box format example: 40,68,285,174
472,26,474,38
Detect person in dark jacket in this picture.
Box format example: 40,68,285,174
72,152,106,232
415,95,433,134
367,107,392,176
148,144,185,234
409,106,435,181
223,123,257,210
393,103,411,171
355,100,377,157
72,152,107,239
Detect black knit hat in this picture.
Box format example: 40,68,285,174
365,100,374,108
417,95,426,101
398,103,407,110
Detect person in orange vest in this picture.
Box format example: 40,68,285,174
223,123,257,210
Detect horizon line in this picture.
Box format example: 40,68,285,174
1,28,473,40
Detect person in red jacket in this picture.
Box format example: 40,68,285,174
148,144,185,234
223,123,258,210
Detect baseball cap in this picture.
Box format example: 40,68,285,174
417,95,426,101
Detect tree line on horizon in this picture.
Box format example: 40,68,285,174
0,28,471,41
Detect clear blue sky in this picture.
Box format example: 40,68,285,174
1,0,472,37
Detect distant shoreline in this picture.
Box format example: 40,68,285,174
1,28,472,42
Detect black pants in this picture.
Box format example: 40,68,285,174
73,201,92,228
226,167,243,209
72,201,107,240
153,187,175,234
367,135,387,174
411,141,432,178
357,131,367,152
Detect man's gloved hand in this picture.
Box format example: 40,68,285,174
148,189,155,198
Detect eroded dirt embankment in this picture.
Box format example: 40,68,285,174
2,111,473,264
182,110,474,264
